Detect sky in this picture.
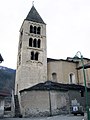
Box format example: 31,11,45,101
0,0,90,69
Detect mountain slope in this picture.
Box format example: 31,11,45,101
0,66,16,94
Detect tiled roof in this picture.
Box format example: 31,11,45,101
47,58,76,63
25,6,45,24
20,81,90,93
77,63,90,70
0,90,10,97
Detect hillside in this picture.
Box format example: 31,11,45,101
0,66,16,94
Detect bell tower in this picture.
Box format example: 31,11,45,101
15,5,47,93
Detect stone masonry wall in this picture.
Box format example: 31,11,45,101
20,90,69,117
15,20,47,93
47,61,77,84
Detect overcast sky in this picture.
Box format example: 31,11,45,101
0,0,90,69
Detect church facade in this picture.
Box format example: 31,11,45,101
15,5,90,117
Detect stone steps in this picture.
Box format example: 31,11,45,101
14,95,22,117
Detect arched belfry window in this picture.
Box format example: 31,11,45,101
31,51,34,60
52,73,57,82
31,51,39,61
35,52,39,61
34,26,37,34
30,25,33,33
30,25,41,35
38,39,41,48
29,38,33,47
37,27,41,34
33,39,37,47
69,73,75,84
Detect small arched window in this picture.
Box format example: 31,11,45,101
33,39,37,47
31,51,34,60
34,26,37,34
30,25,33,33
20,30,23,37
37,27,41,34
19,41,22,49
38,39,41,48
69,73,75,84
29,38,33,47
20,30,23,41
52,73,57,82
19,54,21,65
35,52,39,61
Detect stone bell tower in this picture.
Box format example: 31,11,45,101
15,5,47,93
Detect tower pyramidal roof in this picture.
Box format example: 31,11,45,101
25,5,45,24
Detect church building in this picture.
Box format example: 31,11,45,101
15,5,90,117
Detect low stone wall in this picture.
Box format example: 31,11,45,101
20,90,69,117
20,91,50,117
50,91,69,115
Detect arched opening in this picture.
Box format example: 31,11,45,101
34,26,37,34
52,73,57,82
29,38,33,47
31,51,34,60
20,30,23,41
19,54,21,65
19,41,22,49
35,52,39,61
20,30,23,37
30,25,33,33
37,27,41,34
69,73,75,84
38,39,41,48
33,39,37,47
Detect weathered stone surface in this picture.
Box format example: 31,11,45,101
15,20,47,93
20,90,69,117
